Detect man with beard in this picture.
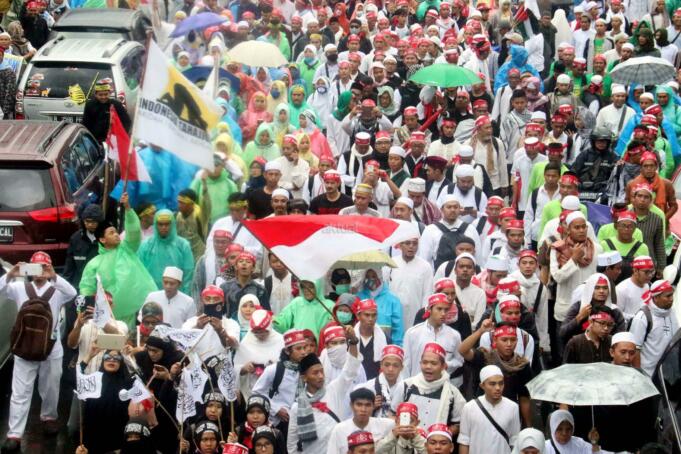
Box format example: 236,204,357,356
446,165,487,224
338,132,373,194
82,80,132,143
272,135,311,199
394,107,431,148
309,170,353,214
406,177,442,226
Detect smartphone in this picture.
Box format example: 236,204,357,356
19,263,43,276
204,303,224,319
97,333,126,351
399,412,410,426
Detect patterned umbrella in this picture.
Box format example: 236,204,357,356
526,363,659,406
610,56,675,86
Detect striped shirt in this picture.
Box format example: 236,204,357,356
636,212,666,271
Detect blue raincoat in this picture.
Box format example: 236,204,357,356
495,45,542,92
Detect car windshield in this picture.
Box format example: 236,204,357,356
0,168,54,211
24,62,114,99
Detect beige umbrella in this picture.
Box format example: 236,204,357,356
226,41,288,68
332,250,398,270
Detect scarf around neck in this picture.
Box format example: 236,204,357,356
296,383,327,442
409,371,452,424
553,237,594,268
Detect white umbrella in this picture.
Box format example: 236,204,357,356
226,41,288,68
526,363,659,406
609,56,675,86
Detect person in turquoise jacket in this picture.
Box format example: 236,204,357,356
190,154,240,223
137,209,194,294
356,267,404,346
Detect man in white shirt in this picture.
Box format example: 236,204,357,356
573,14,596,57
629,279,679,376
273,134,311,199
491,220,525,274
595,84,636,137
438,253,487,327
424,156,454,205
386,238,433,330
458,365,520,454
511,137,547,216
444,164,487,225
264,253,296,315
326,387,394,454
523,162,562,249
616,255,654,321
355,345,405,418
0,252,78,448
145,266,196,329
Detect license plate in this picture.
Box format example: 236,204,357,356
51,115,80,123
0,226,13,243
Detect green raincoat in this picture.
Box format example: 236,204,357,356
190,169,239,222
298,58,321,95
79,208,157,328
288,85,318,129
273,279,333,339
271,103,296,148
656,85,681,139
137,210,195,294
241,123,281,168
333,91,353,121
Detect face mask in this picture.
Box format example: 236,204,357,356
327,53,338,63
271,89,280,98
304,56,315,65
139,324,153,337
336,311,353,324
335,284,351,294
316,86,328,94
350,26,360,34
365,278,380,291
327,344,348,367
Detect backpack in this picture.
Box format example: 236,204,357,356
605,239,642,282
10,282,56,362
434,221,471,270
628,305,654,343
268,361,286,399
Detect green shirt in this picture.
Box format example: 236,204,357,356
597,223,644,242
527,162,569,196
599,236,649,258
273,296,333,339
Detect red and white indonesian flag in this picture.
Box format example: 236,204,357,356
242,215,419,279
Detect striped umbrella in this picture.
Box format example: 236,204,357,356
610,56,675,86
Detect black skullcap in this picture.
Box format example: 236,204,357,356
299,353,322,374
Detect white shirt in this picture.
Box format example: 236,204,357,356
144,290,196,329
326,417,395,454
441,186,488,225
369,181,394,218
629,303,679,376
483,229,507,261
268,273,294,315
418,219,483,267
0,274,77,360
273,156,311,199
403,321,464,384
523,185,561,246
595,103,636,137
458,396,520,454
252,361,299,426
181,316,240,361
466,138,508,190
550,246,601,322
616,278,651,321
386,255,434,330
511,151,547,212
572,28,595,57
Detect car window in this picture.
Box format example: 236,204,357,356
120,48,144,90
61,135,97,196
0,168,55,211
25,62,114,100
132,16,151,42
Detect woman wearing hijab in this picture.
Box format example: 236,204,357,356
634,24,661,57
81,350,131,454
296,131,321,170
377,86,401,124
173,51,192,71
298,45,321,94
254,67,272,93
288,84,314,129
307,76,335,130
327,91,353,157
6,21,35,59
183,421,222,454
239,91,273,143
215,133,248,182
241,123,281,167
242,157,267,193
266,80,288,115
512,428,546,454
119,422,158,454
545,410,607,453
298,109,333,160
235,294,259,340
0,47,16,118
270,103,296,148
250,425,286,454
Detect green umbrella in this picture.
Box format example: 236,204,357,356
409,64,482,88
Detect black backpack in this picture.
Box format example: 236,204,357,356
605,239,642,283
434,221,471,270
628,305,654,342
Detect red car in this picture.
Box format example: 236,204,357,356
0,121,104,268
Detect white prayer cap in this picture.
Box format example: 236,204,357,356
557,41,571,50
485,255,508,271
530,111,546,121
561,195,581,211
566,211,585,226
237,20,249,28
395,196,414,210
455,164,475,178
439,194,459,209
590,75,603,85
407,177,426,193
455,252,476,266
458,145,474,158
611,84,627,95
324,43,337,53
479,365,504,383
356,131,371,143
574,5,584,12
524,137,540,147
597,251,622,267
306,18,319,26
383,55,397,64
429,36,442,48
640,92,655,101
163,266,183,282
250,309,273,330
272,188,290,199
622,42,635,51
611,331,637,346
574,57,587,65
586,1,598,10
595,18,607,24
469,9,482,18
556,74,571,84
389,146,406,158
265,160,282,172
667,81,679,91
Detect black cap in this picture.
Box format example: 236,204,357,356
299,353,322,374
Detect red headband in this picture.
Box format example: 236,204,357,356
493,325,517,338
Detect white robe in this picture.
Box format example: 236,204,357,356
384,255,434,329
233,328,285,400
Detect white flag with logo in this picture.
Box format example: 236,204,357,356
176,368,197,423
187,353,209,404
93,275,112,328
218,355,237,402
76,369,103,400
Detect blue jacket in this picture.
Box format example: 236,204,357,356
356,285,404,346
614,114,681,162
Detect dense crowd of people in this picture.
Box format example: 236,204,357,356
2,0,681,452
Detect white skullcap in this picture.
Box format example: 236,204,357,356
524,137,540,146
469,9,482,18
558,42,571,50
640,92,655,101
389,146,406,158
486,255,508,271
586,0,598,9
566,211,585,225
667,81,679,91
324,43,337,52
530,111,546,121
557,74,571,84
595,18,607,24
597,251,622,267
439,194,459,209
306,18,319,25
163,266,183,282
407,178,426,193
611,84,626,95
574,57,587,64
356,131,371,142
455,164,475,178
383,55,397,63
611,331,637,346
272,188,290,199
265,161,282,172
237,20,249,28
590,75,603,84
458,145,474,157
395,196,414,210
479,365,504,383
574,5,584,12
455,252,476,266
622,42,635,51
561,195,581,211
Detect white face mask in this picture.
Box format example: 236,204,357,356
327,344,348,367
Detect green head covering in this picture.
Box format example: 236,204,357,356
333,91,353,121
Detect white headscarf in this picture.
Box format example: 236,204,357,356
307,76,335,129
512,428,545,454
579,273,614,309
545,410,593,454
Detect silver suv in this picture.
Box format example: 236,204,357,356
16,37,144,122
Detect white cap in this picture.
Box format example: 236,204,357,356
272,188,290,199
586,1,598,9
163,266,183,282
237,20,249,28
574,5,584,12
574,57,587,65
384,55,397,63
566,211,585,226
524,137,540,146
611,331,637,346
395,196,414,209
640,92,655,101
455,164,475,178
371,61,386,70
486,255,508,271
439,194,459,209
455,252,476,266
611,84,627,95
356,131,371,142
597,251,622,267
458,145,474,158
407,177,426,193
667,81,680,91
389,146,406,158
557,74,571,84
479,365,503,383
591,75,603,84
530,111,546,121
324,43,337,53
561,195,581,211
469,9,482,18
265,161,282,172
622,42,635,51
429,36,442,48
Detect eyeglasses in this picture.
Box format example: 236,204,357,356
255,441,272,450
